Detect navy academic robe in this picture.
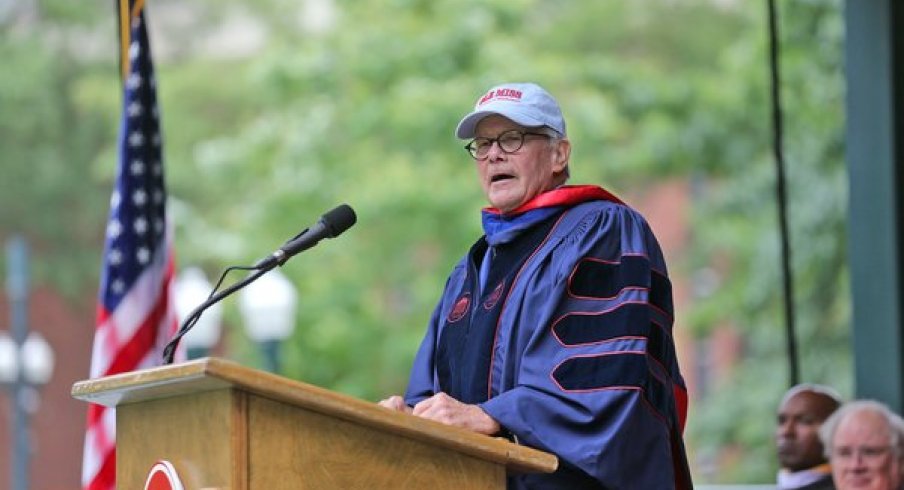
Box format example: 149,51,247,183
404,186,693,489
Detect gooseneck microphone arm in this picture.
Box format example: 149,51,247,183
162,266,267,364
161,204,357,365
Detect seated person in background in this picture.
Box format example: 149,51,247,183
776,383,843,489
819,399,904,490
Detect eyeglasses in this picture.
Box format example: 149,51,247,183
464,129,550,160
832,445,893,462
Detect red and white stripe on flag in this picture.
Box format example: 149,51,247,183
82,1,180,488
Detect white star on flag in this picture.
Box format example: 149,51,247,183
133,216,148,235
128,101,143,118
128,131,144,147
127,72,142,90
132,189,147,206
106,219,122,239
136,247,150,265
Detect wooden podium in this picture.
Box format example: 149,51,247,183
71,357,557,489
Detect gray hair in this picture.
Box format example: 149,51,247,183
819,399,904,460
538,126,564,139
538,126,570,181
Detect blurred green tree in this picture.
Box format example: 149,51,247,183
0,1,118,295
684,0,848,482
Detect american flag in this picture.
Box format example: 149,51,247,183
82,1,179,488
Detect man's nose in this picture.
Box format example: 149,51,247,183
777,421,794,437
485,141,505,161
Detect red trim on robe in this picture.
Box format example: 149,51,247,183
483,185,624,216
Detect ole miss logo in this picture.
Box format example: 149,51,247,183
144,461,185,490
478,88,524,106
483,281,505,309
447,294,470,323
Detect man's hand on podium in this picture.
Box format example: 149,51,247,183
379,392,501,436
378,395,413,413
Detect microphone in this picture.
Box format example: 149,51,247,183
161,204,357,364
255,204,357,270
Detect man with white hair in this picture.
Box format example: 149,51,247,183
380,82,692,489
820,399,904,490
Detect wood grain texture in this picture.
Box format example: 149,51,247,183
247,396,503,489
116,389,244,489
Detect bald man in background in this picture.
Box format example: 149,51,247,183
776,384,843,490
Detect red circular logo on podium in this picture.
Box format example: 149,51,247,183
144,460,185,490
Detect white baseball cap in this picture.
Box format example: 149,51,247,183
455,82,566,139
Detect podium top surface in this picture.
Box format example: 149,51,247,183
72,357,557,475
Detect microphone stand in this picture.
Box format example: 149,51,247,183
162,264,271,365
162,203,357,365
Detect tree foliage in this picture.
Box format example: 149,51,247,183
0,2,117,295
684,0,848,482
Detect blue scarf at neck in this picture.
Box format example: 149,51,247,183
481,206,562,246
478,206,561,290
479,185,623,245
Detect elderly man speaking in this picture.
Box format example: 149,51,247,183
380,82,693,489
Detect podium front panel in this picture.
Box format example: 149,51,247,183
72,359,554,489
247,395,504,489
117,389,247,489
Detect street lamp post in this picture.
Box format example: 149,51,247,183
1,236,54,490
174,267,223,359
238,269,298,373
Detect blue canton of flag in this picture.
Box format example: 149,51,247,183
103,14,166,309
82,3,179,489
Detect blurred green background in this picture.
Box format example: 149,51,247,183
0,0,848,484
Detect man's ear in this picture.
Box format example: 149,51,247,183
552,139,571,173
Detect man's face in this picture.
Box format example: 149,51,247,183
776,391,838,471
831,410,902,490
472,115,568,214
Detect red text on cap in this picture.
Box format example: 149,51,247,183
478,88,523,106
